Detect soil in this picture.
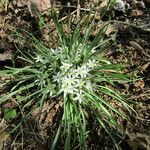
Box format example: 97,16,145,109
0,0,150,150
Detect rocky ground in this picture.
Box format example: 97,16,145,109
0,0,150,149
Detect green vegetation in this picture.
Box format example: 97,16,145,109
0,10,134,150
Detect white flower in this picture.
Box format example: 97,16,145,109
91,47,96,54
87,59,97,68
60,62,72,72
75,79,84,88
70,69,79,78
60,75,77,97
74,92,83,103
35,55,43,63
53,71,62,83
62,75,77,86
50,48,55,53
35,79,46,87
61,83,74,97
85,81,93,91
76,65,89,78
61,76,70,86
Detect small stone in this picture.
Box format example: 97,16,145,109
115,0,126,12
17,0,27,7
27,0,50,16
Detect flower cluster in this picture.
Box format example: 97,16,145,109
54,59,97,103
34,44,98,103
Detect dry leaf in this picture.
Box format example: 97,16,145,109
27,0,50,16
105,24,118,35
134,80,145,89
126,133,150,150
129,41,143,51
0,119,10,143
0,51,12,61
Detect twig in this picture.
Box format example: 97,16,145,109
58,10,77,22
41,4,92,13
108,20,150,33
135,116,150,122
77,0,81,21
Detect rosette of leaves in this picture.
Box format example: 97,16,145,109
0,11,133,150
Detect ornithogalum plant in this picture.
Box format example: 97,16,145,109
0,11,133,150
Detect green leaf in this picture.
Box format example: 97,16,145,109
38,16,45,28
4,108,17,120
